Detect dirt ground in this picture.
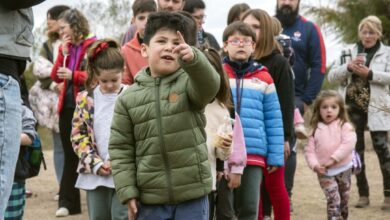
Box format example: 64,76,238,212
24,140,390,220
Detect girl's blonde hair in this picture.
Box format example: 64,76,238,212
358,15,383,38
310,90,350,134
85,39,124,91
241,9,281,59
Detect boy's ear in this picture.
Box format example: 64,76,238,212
223,42,228,53
131,16,135,24
141,43,148,58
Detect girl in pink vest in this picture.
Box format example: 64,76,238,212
304,90,357,219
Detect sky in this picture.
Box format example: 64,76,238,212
32,0,341,65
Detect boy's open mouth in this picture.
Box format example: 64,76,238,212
161,55,175,60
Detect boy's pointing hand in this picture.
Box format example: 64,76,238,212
173,31,194,63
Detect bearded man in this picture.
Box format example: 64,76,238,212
275,0,326,212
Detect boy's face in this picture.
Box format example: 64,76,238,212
141,29,181,77
132,11,152,38
223,33,254,62
191,8,205,31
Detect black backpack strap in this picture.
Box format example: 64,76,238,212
229,90,235,119
43,42,53,63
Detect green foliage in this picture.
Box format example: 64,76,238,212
321,65,337,90
305,0,390,44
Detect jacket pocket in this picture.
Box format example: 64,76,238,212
16,26,33,47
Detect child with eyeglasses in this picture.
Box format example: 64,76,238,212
222,21,284,220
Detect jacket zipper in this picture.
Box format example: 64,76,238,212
155,78,174,202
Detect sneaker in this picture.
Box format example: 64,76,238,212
381,197,390,211
54,193,59,201
25,190,33,198
295,123,308,139
355,196,369,208
263,216,272,220
55,207,69,217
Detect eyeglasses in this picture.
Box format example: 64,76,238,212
193,14,206,21
226,39,254,46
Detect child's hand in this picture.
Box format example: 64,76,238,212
61,34,71,55
284,141,291,161
227,173,241,189
173,31,194,63
20,133,32,146
127,198,138,220
97,166,110,176
323,158,336,168
217,171,224,181
55,82,64,94
314,165,326,175
57,67,72,80
221,134,233,148
97,161,111,176
267,166,279,173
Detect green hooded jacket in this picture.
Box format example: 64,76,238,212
109,47,220,205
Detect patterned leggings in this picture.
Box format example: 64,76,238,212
318,169,352,220
348,107,390,197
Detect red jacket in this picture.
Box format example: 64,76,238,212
51,36,96,113
121,33,148,85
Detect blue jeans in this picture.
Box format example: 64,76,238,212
137,196,209,220
0,73,22,217
52,131,64,184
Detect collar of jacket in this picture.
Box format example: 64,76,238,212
353,42,386,58
317,119,342,129
134,67,184,87
223,56,263,78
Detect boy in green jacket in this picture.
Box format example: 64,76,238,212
109,12,220,220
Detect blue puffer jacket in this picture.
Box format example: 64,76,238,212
223,57,285,166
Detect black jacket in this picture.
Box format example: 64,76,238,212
257,50,295,142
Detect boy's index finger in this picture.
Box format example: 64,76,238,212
177,31,186,44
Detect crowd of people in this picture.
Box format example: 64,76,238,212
0,0,390,219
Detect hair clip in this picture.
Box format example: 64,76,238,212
90,42,109,62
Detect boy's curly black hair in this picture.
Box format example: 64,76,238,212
143,12,192,45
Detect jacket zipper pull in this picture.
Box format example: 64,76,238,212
155,78,160,86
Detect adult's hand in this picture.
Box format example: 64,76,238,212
351,64,370,78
